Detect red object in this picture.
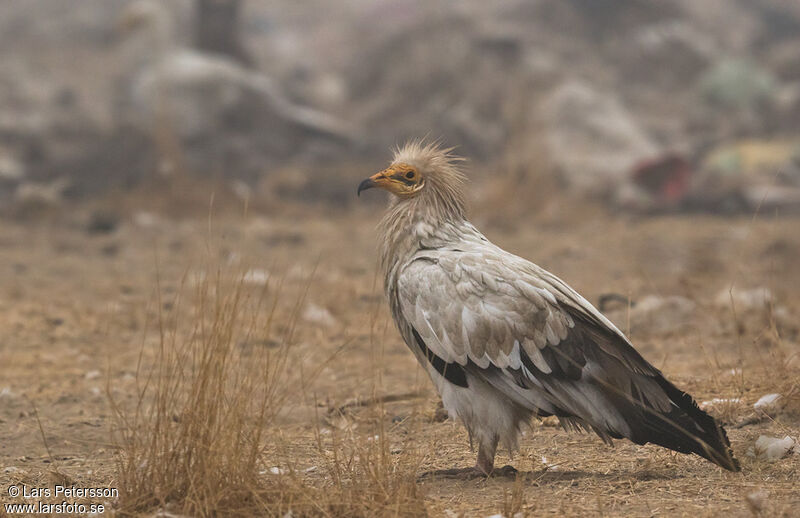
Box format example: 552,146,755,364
631,153,692,203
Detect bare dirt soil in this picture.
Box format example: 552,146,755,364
0,180,798,517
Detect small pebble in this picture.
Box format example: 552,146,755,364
243,269,270,285
747,435,796,461
753,393,781,410
746,489,768,514
700,397,741,408
302,303,337,327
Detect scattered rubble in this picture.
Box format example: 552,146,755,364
263,467,287,475
86,211,120,235
541,80,660,197
540,456,560,471
616,153,693,211
746,435,797,461
13,178,69,206
605,294,696,335
133,211,160,228
693,138,800,213
753,393,782,411
85,370,102,380
1,1,800,210
699,59,777,110
242,268,270,286
745,489,769,515
733,393,787,428
714,287,773,311
117,0,356,182
0,152,24,182
302,303,337,328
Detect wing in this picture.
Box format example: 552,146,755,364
395,249,739,470
395,250,657,377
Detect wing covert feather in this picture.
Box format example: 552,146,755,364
395,250,658,378
396,252,576,371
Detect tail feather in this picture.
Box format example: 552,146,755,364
486,330,741,471
554,371,740,471
601,373,740,471
559,377,740,471
644,376,740,471
542,362,741,471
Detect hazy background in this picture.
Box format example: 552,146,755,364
1,4,799,515
1,0,799,216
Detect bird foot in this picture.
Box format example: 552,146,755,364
491,464,519,478
418,465,518,480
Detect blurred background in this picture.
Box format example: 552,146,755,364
2,0,800,216
1,4,799,514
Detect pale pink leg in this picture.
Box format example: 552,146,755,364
476,439,497,475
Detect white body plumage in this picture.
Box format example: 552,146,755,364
361,140,739,475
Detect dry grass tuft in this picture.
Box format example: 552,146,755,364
109,269,292,515
271,422,428,517
320,418,426,516
109,265,427,517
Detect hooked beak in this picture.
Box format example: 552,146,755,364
357,178,376,197
357,170,389,197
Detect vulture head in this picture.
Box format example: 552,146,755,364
358,140,467,220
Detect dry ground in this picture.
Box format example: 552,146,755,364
0,177,798,517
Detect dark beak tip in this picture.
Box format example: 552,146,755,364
357,178,376,197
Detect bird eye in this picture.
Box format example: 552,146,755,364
405,171,415,179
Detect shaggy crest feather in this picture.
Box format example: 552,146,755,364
391,139,467,217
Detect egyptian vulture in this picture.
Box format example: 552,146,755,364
358,141,740,476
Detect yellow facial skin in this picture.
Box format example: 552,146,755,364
357,163,424,198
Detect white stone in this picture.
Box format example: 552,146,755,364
541,80,659,196
700,397,741,409
261,466,287,475
753,393,782,410
302,303,337,328
243,269,270,285
133,211,159,228
747,435,796,461
714,287,773,310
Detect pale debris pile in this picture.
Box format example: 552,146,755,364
746,435,797,462
2,0,800,212
700,398,741,410
604,294,696,336
542,80,660,198
302,303,337,328
242,269,270,286
753,393,782,411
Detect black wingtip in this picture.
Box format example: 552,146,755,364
653,377,741,472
